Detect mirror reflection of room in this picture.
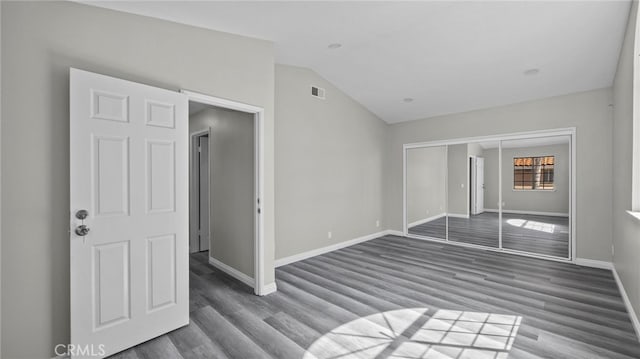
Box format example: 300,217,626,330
499,136,570,258
447,141,500,248
405,135,570,259
406,146,447,240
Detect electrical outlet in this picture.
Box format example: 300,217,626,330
612,245,615,256
376,220,380,227
328,231,332,239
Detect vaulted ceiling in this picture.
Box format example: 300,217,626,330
84,1,631,123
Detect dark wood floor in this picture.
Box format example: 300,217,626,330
409,213,570,258
110,235,639,359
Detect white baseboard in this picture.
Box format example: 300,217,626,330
574,258,613,270
275,230,387,267
574,258,640,340
484,208,569,217
208,256,255,288
612,265,640,341
260,282,277,296
447,213,469,219
408,213,445,227
384,229,405,237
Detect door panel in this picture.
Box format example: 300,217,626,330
145,100,176,128
93,241,131,330
146,140,176,213
94,136,130,216
147,234,177,312
91,90,128,122
70,68,188,358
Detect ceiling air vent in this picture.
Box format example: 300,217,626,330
311,86,326,100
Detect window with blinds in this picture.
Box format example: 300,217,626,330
513,156,555,190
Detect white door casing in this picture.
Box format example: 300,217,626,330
189,130,208,254
70,68,189,358
198,135,210,251
181,90,269,296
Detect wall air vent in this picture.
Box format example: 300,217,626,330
311,86,326,100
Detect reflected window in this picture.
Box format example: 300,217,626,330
513,156,554,190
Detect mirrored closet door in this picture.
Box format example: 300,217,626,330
447,141,500,248
500,136,571,258
406,146,447,240
404,131,573,260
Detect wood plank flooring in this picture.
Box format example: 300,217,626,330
110,235,639,359
409,213,569,258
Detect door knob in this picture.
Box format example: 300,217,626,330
76,209,89,220
75,225,90,236
75,209,90,236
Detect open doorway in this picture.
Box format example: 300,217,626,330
184,91,269,296
188,101,254,272
190,129,210,253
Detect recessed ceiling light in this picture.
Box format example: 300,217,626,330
524,68,540,76
328,43,342,49
403,98,414,103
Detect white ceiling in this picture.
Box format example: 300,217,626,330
83,1,631,124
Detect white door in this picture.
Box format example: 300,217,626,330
475,157,485,214
70,68,189,358
198,135,210,251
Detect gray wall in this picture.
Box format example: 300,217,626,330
484,144,570,214
274,65,387,260
467,143,484,157
190,108,255,278
612,0,640,327
406,146,446,224
447,144,469,217
386,88,613,261
1,2,276,358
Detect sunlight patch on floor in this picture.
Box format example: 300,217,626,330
303,308,522,359
506,218,555,233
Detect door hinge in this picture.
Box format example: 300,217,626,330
198,145,202,153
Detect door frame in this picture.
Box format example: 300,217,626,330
189,129,210,253
182,90,268,296
402,127,576,263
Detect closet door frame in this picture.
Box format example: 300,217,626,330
402,127,576,263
